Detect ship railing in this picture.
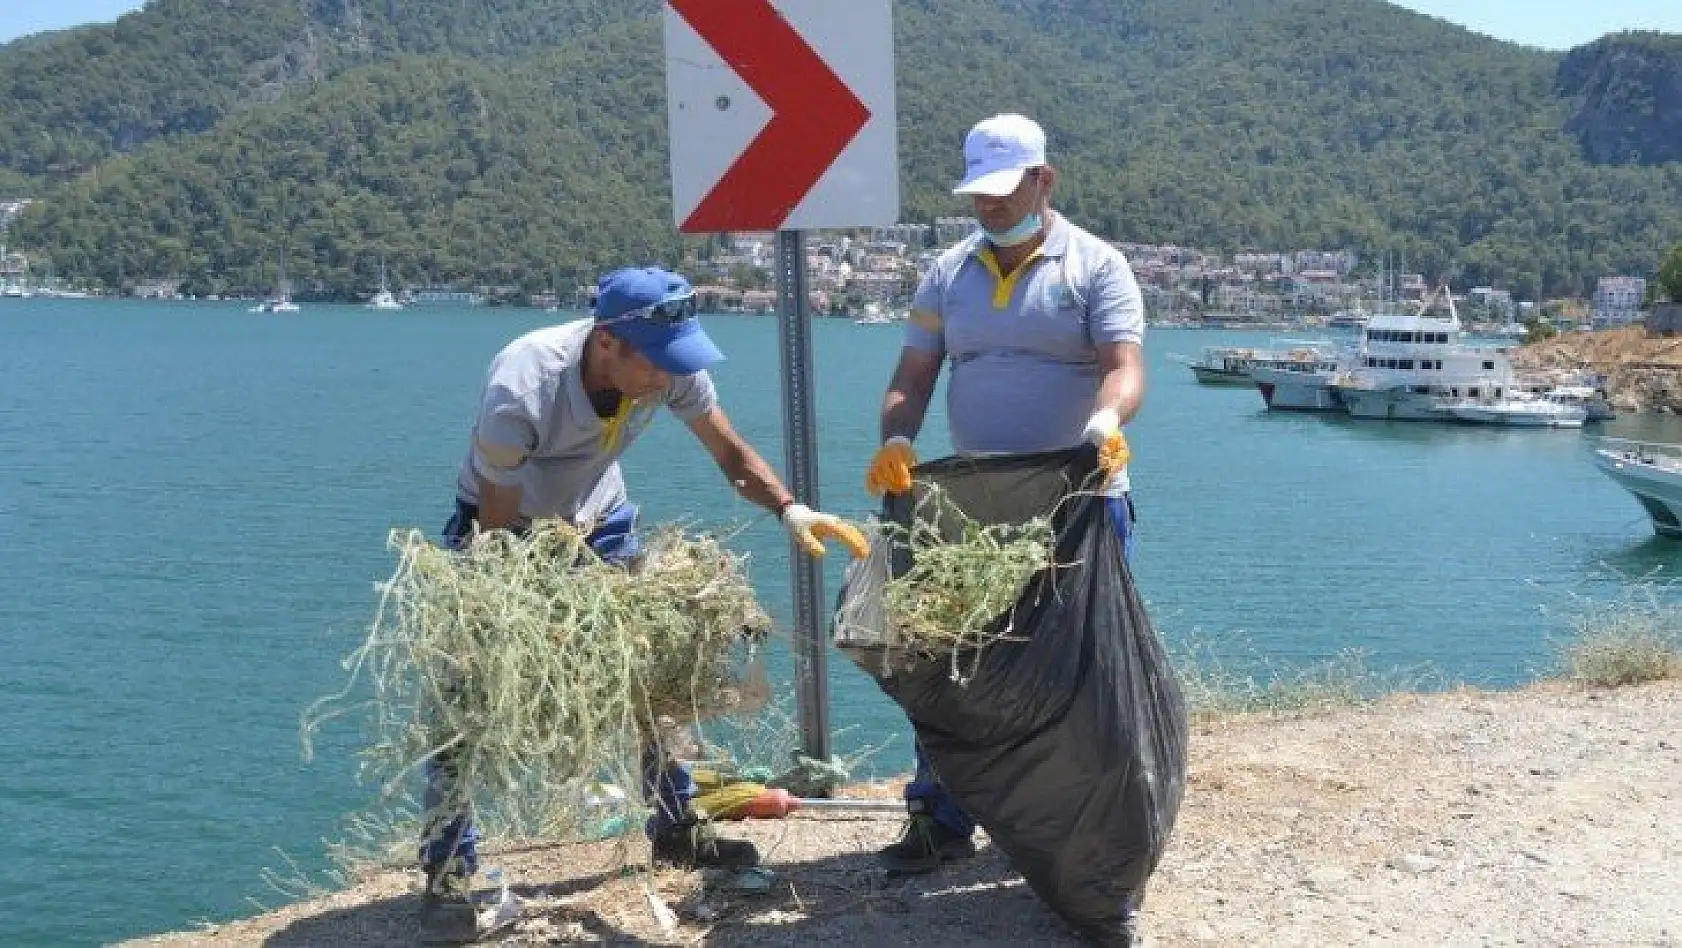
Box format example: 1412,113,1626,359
1594,437,1682,464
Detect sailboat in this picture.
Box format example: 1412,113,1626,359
365,259,404,311
250,250,300,313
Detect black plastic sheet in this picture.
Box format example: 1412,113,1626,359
836,449,1189,943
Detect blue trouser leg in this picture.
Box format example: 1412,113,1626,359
420,499,678,874
907,493,1136,837
584,506,699,836
420,753,480,878
904,738,978,837
640,741,700,837
418,501,484,877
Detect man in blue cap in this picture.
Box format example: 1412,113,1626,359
420,266,868,943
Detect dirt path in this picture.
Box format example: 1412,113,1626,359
128,680,1681,947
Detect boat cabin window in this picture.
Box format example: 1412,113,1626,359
1410,386,1430,394
1365,330,1450,344
1469,388,1480,397
1398,360,1415,369
1482,360,1495,370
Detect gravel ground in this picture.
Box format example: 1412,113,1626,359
126,680,1681,947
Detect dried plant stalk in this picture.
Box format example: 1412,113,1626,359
881,486,1056,682
305,519,770,825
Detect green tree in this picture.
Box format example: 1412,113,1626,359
1657,245,1682,303
728,262,769,292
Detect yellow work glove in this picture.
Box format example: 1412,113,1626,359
780,503,872,559
1081,408,1132,483
865,436,916,496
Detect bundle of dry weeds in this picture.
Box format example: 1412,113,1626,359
304,520,771,822
879,487,1056,680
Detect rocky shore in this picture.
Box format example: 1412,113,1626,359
1515,327,1682,414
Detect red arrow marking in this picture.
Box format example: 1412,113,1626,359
670,0,872,232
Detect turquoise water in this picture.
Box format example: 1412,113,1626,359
4,299,1680,945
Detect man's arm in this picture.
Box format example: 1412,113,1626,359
880,346,944,442
685,407,796,514
475,477,524,531
687,406,870,559
1093,341,1146,423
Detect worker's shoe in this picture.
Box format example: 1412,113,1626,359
418,868,479,945
879,813,976,876
652,817,761,870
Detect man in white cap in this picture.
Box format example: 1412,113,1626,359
420,266,869,943
865,114,1146,875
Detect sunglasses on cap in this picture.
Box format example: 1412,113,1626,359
595,294,698,326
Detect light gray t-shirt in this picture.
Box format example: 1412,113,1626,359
905,214,1144,487
454,320,717,524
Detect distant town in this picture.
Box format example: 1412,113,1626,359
0,198,1655,332
669,221,1650,335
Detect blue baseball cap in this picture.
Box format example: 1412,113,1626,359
592,267,724,376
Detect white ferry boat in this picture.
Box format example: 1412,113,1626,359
1187,346,1264,384
1333,287,1516,421
1183,341,1332,386
1249,344,1349,411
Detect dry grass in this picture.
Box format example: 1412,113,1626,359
1555,583,1682,688
298,520,774,873
880,487,1055,660
1169,633,1433,723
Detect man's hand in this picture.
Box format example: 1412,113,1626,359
1082,409,1131,483
865,436,916,496
781,504,871,559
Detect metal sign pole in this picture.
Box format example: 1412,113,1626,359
774,228,831,765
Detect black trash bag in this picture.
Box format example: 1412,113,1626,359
834,449,1189,944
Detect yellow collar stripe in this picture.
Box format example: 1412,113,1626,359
977,246,1047,309
598,395,638,453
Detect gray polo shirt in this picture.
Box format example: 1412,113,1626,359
905,213,1144,488
454,319,718,524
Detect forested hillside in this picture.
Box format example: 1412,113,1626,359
4,0,1681,298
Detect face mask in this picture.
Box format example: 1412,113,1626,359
984,211,1044,248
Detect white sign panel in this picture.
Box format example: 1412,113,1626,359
664,0,899,233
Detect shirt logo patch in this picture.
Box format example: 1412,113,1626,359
1046,281,1079,311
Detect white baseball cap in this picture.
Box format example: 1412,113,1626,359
952,114,1048,197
